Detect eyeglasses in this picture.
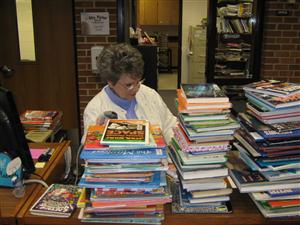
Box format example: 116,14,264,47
118,78,145,91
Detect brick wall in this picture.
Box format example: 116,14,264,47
261,0,300,82
74,0,300,134
74,0,117,130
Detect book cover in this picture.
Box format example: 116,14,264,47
100,119,150,145
243,80,300,97
30,184,82,218
180,84,229,103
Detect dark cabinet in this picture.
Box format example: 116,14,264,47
206,0,265,86
135,45,158,90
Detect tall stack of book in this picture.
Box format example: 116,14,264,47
230,80,300,218
20,110,63,142
170,83,240,213
77,119,171,224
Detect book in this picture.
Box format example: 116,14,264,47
190,188,233,199
80,148,166,160
229,169,300,193
180,84,229,104
78,171,166,189
245,91,300,109
100,119,150,145
249,194,300,218
173,127,231,153
25,129,53,143
170,181,232,214
30,184,82,218
21,110,59,121
246,102,300,118
84,124,166,151
243,80,300,97
267,188,300,198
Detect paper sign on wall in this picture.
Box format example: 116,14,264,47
80,12,110,35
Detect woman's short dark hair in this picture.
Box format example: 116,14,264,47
96,43,144,84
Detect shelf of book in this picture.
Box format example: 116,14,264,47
206,0,265,86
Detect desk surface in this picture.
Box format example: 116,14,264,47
0,141,69,225
19,189,300,225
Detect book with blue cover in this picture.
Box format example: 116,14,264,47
80,148,166,160
180,83,228,103
78,171,166,189
246,91,300,109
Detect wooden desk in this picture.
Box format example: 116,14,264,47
0,141,70,225
18,189,300,225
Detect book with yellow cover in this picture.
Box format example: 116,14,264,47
100,119,150,146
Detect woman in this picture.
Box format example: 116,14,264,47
82,43,177,144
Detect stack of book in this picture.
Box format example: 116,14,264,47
170,83,240,214
230,80,300,218
20,110,63,142
77,119,171,224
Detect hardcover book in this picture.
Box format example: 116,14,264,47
30,184,82,218
180,84,229,103
100,119,150,145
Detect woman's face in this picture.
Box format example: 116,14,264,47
108,74,142,100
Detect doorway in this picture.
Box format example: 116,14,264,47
117,0,208,89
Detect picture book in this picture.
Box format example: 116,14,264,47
80,148,166,160
229,169,300,193
173,126,231,153
249,194,300,218
84,124,166,151
100,119,150,145
246,102,300,118
243,80,300,97
78,171,166,189
21,110,59,121
267,188,300,197
245,91,300,109
180,84,229,103
170,181,232,214
30,184,82,218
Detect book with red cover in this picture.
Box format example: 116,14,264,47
267,199,300,208
83,124,166,150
